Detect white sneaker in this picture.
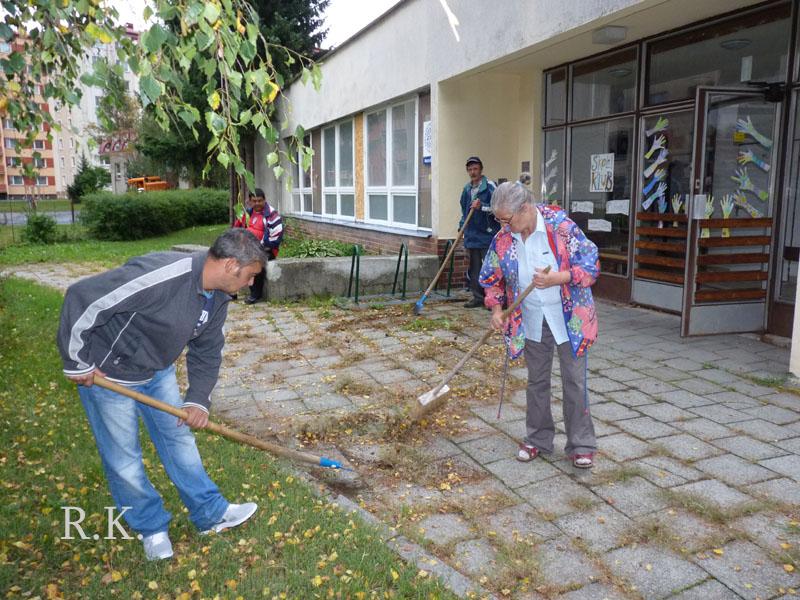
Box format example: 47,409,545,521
201,502,258,535
142,531,173,561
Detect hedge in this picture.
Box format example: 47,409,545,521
80,188,229,240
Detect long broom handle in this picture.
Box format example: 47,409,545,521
428,267,549,397
421,206,476,299
93,376,326,467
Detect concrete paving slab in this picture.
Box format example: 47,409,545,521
747,477,800,506
537,538,603,589
670,480,752,509
599,366,647,383
590,401,642,422
711,436,786,461
517,474,602,518
485,504,561,544
418,513,474,546
673,418,734,441
693,454,776,485
615,416,678,439
639,456,705,485
452,538,499,577
629,378,680,395
460,433,517,465
654,389,715,409
553,504,632,552
588,377,630,394
687,405,753,424
668,579,743,600
611,389,657,407
743,404,800,425
638,402,695,423
655,433,722,461
598,433,652,462
593,476,670,518
554,583,628,600
759,454,800,481
604,545,707,600
673,377,727,396
484,457,560,489
642,509,723,553
692,540,800,600
731,419,798,442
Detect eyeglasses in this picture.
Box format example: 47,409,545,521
496,204,525,226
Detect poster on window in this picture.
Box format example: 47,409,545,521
589,153,614,192
422,121,432,165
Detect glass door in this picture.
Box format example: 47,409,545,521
681,87,780,336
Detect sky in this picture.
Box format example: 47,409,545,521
115,0,403,49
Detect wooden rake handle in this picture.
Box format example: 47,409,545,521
93,376,326,467
422,206,476,299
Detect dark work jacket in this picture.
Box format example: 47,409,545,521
459,176,500,248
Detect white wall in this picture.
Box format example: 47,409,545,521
792,276,800,378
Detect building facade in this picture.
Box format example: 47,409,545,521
0,39,57,201
256,0,800,375
51,23,140,197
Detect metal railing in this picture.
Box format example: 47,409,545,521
392,243,408,299
346,244,362,303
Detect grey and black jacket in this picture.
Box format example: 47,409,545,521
57,251,230,412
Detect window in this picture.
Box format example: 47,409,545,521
4,138,16,149
646,3,791,105
60,157,65,168
6,157,21,168
33,140,44,149
291,135,313,214
3,118,13,130
545,68,567,126
36,176,48,186
568,118,634,276
365,98,418,226
322,120,355,218
33,157,45,168
571,48,637,120
542,129,565,205
9,175,24,186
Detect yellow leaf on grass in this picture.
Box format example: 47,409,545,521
785,564,795,573
391,569,399,581
187,569,196,580
147,581,158,590
111,571,122,582
312,575,323,587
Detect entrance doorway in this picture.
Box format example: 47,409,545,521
682,88,779,335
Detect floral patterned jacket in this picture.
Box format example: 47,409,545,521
479,204,600,359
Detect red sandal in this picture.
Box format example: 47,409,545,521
572,453,594,469
517,443,539,462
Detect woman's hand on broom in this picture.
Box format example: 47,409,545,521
490,305,508,331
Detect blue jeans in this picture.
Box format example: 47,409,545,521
78,366,228,536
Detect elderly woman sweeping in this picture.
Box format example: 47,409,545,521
479,182,600,468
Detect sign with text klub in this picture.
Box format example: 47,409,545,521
590,153,614,193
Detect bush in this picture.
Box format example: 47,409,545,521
291,239,352,258
67,156,111,204
80,188,228,240
22,213,58,244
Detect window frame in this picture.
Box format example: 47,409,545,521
35,175,48,186
8,175,24,186
290,135,314,216
321,119,356,220
364,96,419,228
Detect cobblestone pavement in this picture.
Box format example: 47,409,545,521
10,264,800,599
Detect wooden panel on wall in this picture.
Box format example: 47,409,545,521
354,113,365,220
418,91,431,229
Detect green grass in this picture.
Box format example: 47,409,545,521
0,199,73,212
0,277,455,599
0,225,229,266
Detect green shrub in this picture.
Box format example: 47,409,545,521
292,238,352,257
80,188,228,240
22,212,58,244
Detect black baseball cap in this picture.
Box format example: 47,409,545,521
465,156,483,167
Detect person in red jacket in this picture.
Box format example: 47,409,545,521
233,188,283,304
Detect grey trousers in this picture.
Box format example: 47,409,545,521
523,322,596,456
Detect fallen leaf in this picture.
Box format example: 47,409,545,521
785,564,795,573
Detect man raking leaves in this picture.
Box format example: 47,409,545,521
57,229,267,561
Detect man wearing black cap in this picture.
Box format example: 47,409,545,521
459,156,499,308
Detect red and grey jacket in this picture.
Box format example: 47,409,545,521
234,203,283,258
